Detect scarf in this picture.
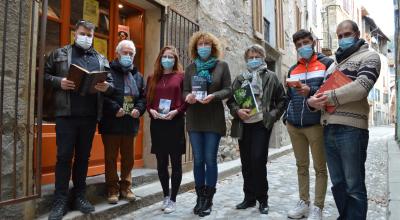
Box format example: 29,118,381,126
111,60,139,97
335,39,366,63
240,64,268,98
194,57,218,84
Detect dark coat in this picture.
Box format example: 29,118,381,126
99,60,146,135
44,44,113,120
227,67,287,139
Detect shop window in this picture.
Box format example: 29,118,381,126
70,0,110,36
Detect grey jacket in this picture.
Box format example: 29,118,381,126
44,44,113,120
227,68,287,139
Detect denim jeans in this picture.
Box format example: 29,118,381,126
54,117,97,199
324,124,369,220
189,132,221,187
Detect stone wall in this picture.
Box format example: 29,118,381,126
0,0,37,219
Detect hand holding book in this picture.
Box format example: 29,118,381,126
237,109,252,121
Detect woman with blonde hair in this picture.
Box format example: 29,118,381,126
183,32,232,217
146,46,187,214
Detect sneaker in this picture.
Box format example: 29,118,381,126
120,189,136,201
107,193,119,204
288,200,309,219
164,200,176,214
307,206,322,220
161,196,170,211
73,196,95,214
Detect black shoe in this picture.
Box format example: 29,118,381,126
193,186,205,215
48,198,68,220
198,186,216,217
236,199,256,209
259,201,269,214
73,196,95,214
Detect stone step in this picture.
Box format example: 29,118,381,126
35,145,293,220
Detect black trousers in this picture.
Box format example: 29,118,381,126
54,116,97,199
155,152,183,202
238,121,272,203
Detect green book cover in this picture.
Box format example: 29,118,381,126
123,95,135,114
233,83,260,116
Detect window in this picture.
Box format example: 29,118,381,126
384,93,389,104
264,18,270,42
264,0,276,46
252,0,263,39
342,0,353,16
275,0,284,49
312,0,317,26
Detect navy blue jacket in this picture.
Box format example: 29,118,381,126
284,53,333,128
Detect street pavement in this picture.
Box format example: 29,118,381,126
116,126,393,220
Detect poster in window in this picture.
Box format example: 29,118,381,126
83,0,99,27
118,25,130,41
94,37,108,57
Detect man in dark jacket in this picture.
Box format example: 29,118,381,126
45,20,113,220
284,29,333,220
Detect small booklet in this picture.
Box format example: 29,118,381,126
192,76,208,101
158,99,172,117
233,83,260,116
123,96,135,115
286,78,302,88
316,69,353,113
67,64,109,96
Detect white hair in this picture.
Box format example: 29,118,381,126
116,40,136,57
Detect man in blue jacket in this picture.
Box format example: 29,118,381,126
284,29,333,220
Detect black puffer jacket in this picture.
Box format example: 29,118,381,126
99,60,146,135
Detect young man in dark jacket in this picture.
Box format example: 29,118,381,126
284,29,333,220
45,20,113,220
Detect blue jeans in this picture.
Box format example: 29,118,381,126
324,124,369,220
189,132,221,187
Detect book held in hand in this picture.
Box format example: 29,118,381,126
158,99,172,117
316,69,353,113
67,64,109,96
233,83,260,116
286,78,302,88
123,96,135,115
191,76,208,101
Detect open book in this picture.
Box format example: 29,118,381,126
286,78,302,88
192,76,208,101
67,64,109,96
316,69,353,113
233,83,260,116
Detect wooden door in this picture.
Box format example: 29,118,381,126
39,0,145,184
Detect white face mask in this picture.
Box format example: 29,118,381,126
75,34,93,50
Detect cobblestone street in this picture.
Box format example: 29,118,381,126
117,126,393,220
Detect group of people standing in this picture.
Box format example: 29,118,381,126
45,18,380,220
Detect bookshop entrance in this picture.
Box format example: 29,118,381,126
40,0,154,184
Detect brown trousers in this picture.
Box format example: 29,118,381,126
101,134,135,194
287,123,328,209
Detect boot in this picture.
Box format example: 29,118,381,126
193,186,205,215
48,197,68,220
236,198,256,209
198,186,216,217
73,195,95,214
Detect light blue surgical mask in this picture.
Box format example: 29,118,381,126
247,58,264,70
297,45,314,60
161,57,175,70
197,46,212,59
338,37,356,50
119,55,133,67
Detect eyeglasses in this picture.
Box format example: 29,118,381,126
337,31,355,39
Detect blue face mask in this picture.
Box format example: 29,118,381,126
161,57,175,70
119,55,133,67
197,46,212,59
247,58,264,70
339,37,356,50
297,45,314,60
